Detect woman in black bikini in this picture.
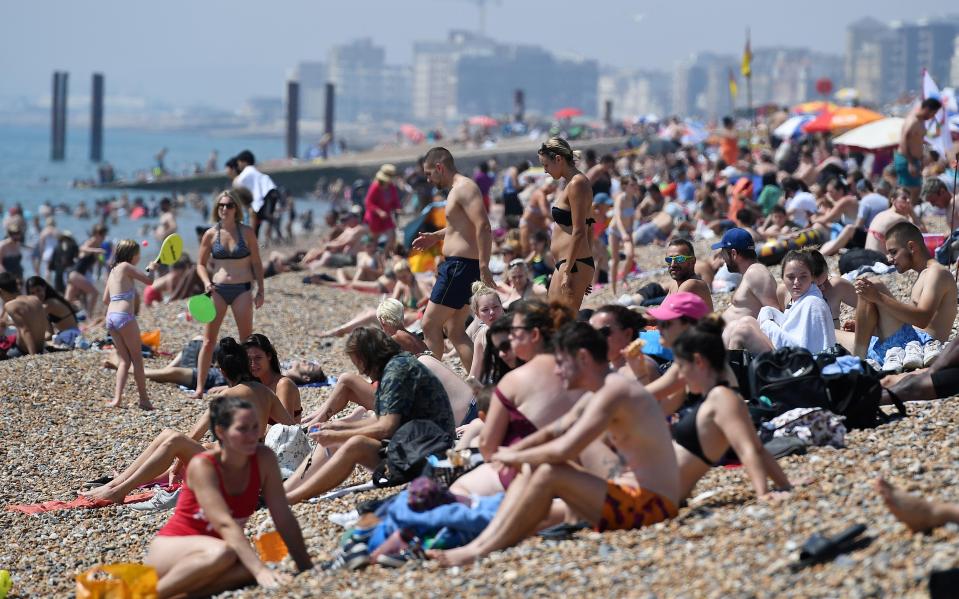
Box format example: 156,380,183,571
670,314,793,501
25,276,80,347
538,137,594,310
194,190,264,397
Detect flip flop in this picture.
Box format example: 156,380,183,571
538,521,590,541
82,475,113,489
790,523,870,571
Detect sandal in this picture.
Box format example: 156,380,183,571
538,521,590,541
790,523,870,571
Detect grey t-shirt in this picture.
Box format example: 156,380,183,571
858,193,889,229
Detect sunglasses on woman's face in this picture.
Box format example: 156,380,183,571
664,255,692,265
495,340,512,353
597,325,613,337
218,202,235,209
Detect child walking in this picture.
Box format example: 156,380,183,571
103,240,154,409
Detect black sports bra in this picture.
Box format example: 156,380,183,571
212,223,250,260
551,206,595,228
671,382,739,466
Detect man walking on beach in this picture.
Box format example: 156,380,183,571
897,98,941,204
430,322,679,566
413,147,494,367
233,150,279,241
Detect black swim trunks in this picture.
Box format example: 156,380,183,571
430,256,481,309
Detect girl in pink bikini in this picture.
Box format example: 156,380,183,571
102,239,154,409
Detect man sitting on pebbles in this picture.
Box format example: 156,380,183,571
0,272,47,356
430,322,680,566
842,222,955,372
713,228,780,326
284,327,455,504
662,237,713,310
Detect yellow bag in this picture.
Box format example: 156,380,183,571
75,563,157,599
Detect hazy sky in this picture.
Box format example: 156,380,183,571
4,0,957,110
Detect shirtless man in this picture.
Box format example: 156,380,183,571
301,207,368,268
896,98,942,204
154,197,177,243
921,176,959,227
0,272,47,356
662,238,713,310
412,147,494,367
845,222,956,371
865,187,923,254
430,322,679,566
713,228,779,326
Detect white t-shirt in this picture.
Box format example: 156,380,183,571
785,192,817,227
233,165,276,213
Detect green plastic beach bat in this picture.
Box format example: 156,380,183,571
187,293,216,323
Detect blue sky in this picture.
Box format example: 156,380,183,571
3,0,957,109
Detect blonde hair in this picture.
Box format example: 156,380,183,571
470,281,501,314
392,258,410,273
112,239,140,267
538,137,581,166
213,190,246,225
376,298,406,328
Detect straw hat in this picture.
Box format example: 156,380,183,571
375,164,397,183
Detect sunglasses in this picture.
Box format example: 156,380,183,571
495,340,512,353
508,258,526,268
664,255,692,265
218,202,236,209
656,320,675,328
597,325,613,337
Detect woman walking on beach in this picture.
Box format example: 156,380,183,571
194,190,265,398
103,239,154,410
538,137,594,311
145,396,311,598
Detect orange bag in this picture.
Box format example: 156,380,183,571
75,563,157,599
139,330,161,352
254,530,289,563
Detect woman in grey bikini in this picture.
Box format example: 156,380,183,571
193,190,265,398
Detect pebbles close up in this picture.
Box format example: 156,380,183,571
1,239,957,598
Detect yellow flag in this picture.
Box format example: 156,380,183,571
741,33,752,78
728,68,738,99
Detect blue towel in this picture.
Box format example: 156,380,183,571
368,490,504,551
639,330,673,361
821,356,865,376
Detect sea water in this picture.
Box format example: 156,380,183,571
0,124,287,273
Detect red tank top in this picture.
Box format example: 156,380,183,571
157,452,261,538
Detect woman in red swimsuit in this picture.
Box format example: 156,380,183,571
145,396,312,598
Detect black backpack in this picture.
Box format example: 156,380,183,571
816,354,907,429
372,420,453,488
747,347,829,425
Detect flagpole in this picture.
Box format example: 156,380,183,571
745,28,754,128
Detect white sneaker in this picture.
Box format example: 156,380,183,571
923,339,943,367
127,488,180,512
902,341,923,371
882,347,904,374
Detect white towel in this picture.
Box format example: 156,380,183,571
759,285,836,353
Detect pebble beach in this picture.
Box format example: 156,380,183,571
2,239,958,598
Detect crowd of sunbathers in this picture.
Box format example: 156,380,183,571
9,120,959,596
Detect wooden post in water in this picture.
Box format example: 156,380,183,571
90,73,104,162
514,89,525,122
324,82,335,140
604,100,613,126
50,71,68,161
286,80,299,159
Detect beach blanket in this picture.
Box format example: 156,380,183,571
6,485,179,515
368,490,504,551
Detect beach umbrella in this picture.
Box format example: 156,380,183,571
802,107,884,134
468,115,498,128
399,124,425,143
773,115,814,139
554,107,583,120
792,101,836,115
832,117,904,150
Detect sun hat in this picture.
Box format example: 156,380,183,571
645,291,710,321
376,164,397,183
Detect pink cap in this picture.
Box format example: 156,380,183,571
645,292,710,321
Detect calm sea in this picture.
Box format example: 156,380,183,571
0,124,287,273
